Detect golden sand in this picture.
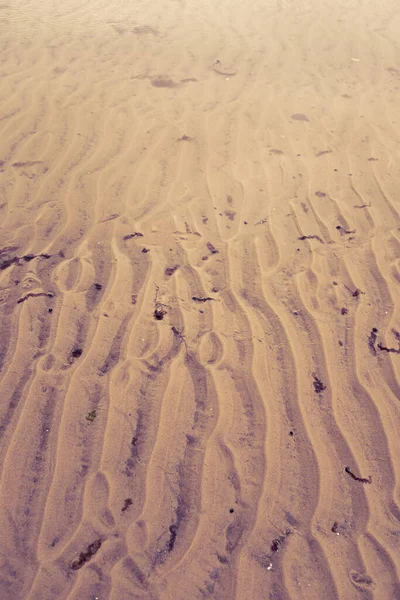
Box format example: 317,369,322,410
0,0,400,598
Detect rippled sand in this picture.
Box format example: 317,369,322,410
1,0,400,599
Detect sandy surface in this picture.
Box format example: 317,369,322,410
0,0,400,598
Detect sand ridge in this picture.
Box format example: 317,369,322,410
0,0,400,598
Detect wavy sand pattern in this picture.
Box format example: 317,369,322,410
1,0,400,598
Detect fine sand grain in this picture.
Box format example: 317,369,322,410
0,0,400,599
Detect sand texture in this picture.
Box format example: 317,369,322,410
1,0,400,598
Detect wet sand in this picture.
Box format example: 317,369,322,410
1,0,400,599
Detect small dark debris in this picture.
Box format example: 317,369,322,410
313,375,326,394
315,191,327,197
17,292,54,304
167,524,178,552
123,232,143,240
0,257,17,270
331,521,340,533
270,538,281,552
22,254,35,262
94,283,102,290
165,265,179,276
121,498,133,512
192,296,213,303
71,539,102,570
71,348,83,359
178,135,192,141
289,431,294,436
331,521,348,534
339,340,343,346
336,225,356,235
298,235,324,243
367,157,378,162
345,285,364,298
153,283,168,321
345,466,372,484
131,295,137,304
123,231,143,240
377,343,400,354
48,308,53,313
24,253,51,261
270,529,292,554
86,410,97,422
341,307,348,315
206,242,218,254
154,308,167,320
142,248,150,253
1,252,51,270
368,327,378,355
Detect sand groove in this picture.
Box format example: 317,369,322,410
1,0,400,599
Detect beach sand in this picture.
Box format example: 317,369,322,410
0,0,400,598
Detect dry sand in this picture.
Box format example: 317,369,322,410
0,0,400,598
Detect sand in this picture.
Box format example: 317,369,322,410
0,0,400,598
